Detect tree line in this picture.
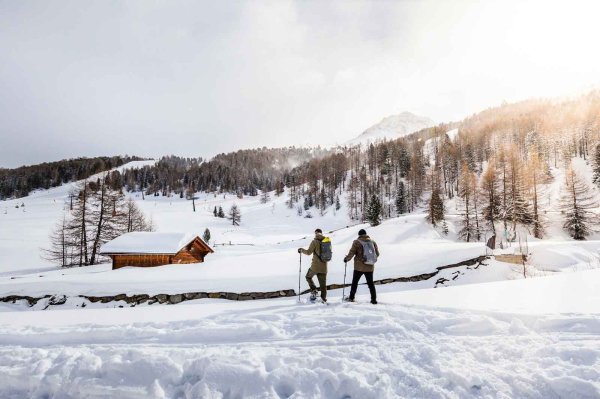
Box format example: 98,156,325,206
0,156,144,200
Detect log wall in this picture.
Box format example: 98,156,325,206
112,254,172,269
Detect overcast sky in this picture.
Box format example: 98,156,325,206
1,0,599,168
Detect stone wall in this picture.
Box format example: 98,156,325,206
0,256,490,309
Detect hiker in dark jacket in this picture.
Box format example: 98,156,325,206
298,228,328,302
343,229,380,304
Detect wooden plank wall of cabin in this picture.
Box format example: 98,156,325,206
112,254,171,269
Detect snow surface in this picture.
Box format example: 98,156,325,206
0,270,598,398
346,112,435,146
100,232,201,255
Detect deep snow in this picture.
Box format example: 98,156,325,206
0,270,599,398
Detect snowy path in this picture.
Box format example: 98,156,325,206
1,272,599,398
1,303,598,398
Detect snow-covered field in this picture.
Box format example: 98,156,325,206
1,270,599,398
1,160,600,398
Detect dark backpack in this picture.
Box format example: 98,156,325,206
359,240,378,265
317,237,332,262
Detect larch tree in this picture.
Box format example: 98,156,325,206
593,143,600,187
506,146,533,237
45,181,152,267
67,181,90,266
228,204,241,226
88,178,126,265
43,214,76,267
260,187,271,204
458,163,478,242
124,197,153,233
481,159,501,235
527,153,546,238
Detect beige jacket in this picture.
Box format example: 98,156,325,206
344,235,380,272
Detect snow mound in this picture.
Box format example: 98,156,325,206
528,244,600,272
346,112,435,146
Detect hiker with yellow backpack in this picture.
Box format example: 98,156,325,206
298,228,332,303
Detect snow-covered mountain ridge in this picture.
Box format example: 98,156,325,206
346,111,435,146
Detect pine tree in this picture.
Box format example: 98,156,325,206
203,228,211,244
213,206,217,217
561,167,598,240
228,204,241,226
218,206,225,218
426,170,444,227
335,195,341,211
366,194,382,226
395,181,407,215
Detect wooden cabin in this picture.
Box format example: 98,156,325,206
100,232,214,270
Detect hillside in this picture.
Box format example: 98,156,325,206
0,155,146,200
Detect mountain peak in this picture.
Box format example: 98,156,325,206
346,112,434,146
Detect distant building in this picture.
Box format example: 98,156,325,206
100,232,214,270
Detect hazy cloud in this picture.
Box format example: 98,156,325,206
1,0,599,167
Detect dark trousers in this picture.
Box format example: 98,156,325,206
349,271,376,302
306,268,327,300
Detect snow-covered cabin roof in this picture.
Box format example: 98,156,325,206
100,232,206,255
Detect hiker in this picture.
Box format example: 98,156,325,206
343,228,379,304
298,228,331,302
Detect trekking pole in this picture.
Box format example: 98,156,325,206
342,261,347,303
298,252,302,303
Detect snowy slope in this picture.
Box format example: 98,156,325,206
0,269,598,398
346,111,434,146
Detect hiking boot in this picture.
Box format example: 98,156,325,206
371,300,378,305
309,291,317,301
344,297,355,302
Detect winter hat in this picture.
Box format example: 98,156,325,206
358,229,367,236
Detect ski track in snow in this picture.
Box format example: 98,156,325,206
1,297,599,399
